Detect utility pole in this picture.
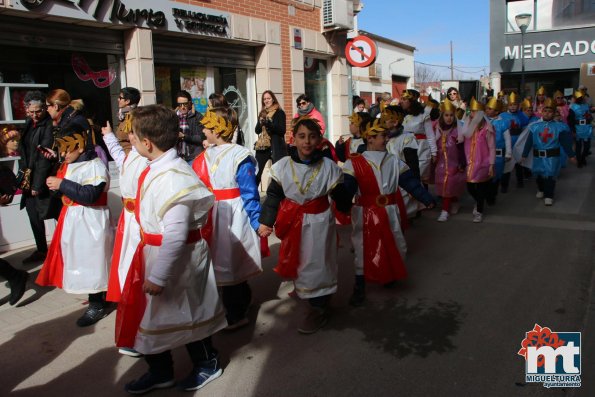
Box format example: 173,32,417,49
450,41,454,80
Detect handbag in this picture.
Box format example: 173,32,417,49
254,127,271,150
15,167,32,191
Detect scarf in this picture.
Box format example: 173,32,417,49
297,102,314,116
255,104,279,150
118,105,135,122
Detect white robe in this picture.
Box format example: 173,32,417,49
270,156,342,299
202,144,262,285
343,151,408,276
387,132,420,218
135,149,226,354
60,157,113,293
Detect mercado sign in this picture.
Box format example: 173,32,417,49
12,0,230,37
505,39,595,60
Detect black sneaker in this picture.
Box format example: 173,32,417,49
8,270,28,305
22,251,47,264
76,305,108,327
178,358,222,391
125,372,175,394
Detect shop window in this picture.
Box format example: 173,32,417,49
215,67,250,147
304,56,329,137
155,66,209,113
506,0,595,32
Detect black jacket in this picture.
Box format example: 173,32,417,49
255,108,287,163
180,111,205,161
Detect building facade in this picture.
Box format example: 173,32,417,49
490,0,595,97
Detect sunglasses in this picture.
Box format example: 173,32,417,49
118,96,126,100
298,101,308,106
177,102,192,107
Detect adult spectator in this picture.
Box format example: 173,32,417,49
115,87,141,154
176,90,205,164
353,97,367,113
254,90,287,184
446,87,467,119
293,94,326,135
18,91,55,264
369,92,391,119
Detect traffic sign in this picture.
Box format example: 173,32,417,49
345,36,377,67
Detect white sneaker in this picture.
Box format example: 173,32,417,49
544,198,553,206
437,210,449,222
450,202,460,215
536,191,544,199
473,213,483,223
472,205,479,216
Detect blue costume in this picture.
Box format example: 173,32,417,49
569,102,593,167
488,115,511,181
500,111,523,146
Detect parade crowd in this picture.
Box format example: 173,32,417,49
0,83,593,394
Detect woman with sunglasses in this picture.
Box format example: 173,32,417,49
18,91,55,264
446,87,466,119
115,87,141,155
293,94,326,136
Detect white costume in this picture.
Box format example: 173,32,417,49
134,149,226,354
343,151,408,276
270,156,343,299
403,112,435,183
387,132,419,218
200,144,262,285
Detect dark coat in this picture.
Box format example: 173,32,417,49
255,108,287,163
180,111,206,161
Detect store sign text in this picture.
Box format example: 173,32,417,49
505,40,595,59
172,8,228,34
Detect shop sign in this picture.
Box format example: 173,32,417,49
15,0,230,38
504,39,595,60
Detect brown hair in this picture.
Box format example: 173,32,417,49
209,106,238,143
291,116,322,136
47,89,71,109
131,105,179,151
208,93,229,108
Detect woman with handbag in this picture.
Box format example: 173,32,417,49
18,91,56,264
254,90,287,185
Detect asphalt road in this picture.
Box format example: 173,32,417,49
1,162,594,397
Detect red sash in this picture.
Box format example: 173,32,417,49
351,154,408,284
318,138,339,163
415,133,427,140
192,152,270,257
274,196,330,279
344,137,352,160
106,197,136,302
36,164,108,288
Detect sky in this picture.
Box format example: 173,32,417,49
357,0,490,81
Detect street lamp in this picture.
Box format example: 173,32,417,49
389,57,405,72
515,13,532,96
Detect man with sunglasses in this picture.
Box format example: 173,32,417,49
175,90,205,163
115,87,141,155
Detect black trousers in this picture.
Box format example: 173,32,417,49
309,294,331,308
24,195,48,253
467,182,490,214
144,337,217,379
501,164,525,188
576,139,591,165
255,149,272,185
0,258,19,281
221,281,252,322
536,176,556,199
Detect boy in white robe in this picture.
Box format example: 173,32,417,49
120,105,226,394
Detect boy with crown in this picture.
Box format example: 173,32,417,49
335,111,366,162
569,90,593,168
118,105,226,394
522,99,576,206
259,116,350,334
36,128,113,327
534,86,548,118
192,107,263,331
484,97,512,203
499,92,524,190
342,118,434,305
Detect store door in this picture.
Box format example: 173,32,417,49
304,56,329,137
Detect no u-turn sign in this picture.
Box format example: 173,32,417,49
345,35,377,67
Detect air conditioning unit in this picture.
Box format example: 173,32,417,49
323,0,354,30
369,63,382,79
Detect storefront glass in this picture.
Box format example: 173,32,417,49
304,56,329,137
506,0,595,32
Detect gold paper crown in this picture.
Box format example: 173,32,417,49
508,92,519,104
439,98,457,113
553,90,564,99
574,90,585,99
521,99,532,110
497,91,505,98
543,98,555,109
362,119,386,139
536,86,546,95
380,107,404,125
485,97,501,112
469,97,484,111
348,112,363,125
401,89,419,100
55,133,87,153
379,101,388,112
200,110,233,137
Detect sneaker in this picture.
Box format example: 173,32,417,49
536,191,544,199
544,198,554,206
224,317,249,331
472,205,479,216
125,372,175,394
178,358,222,391
473,213,483,223
348,287,365,307
118,347,143,357
450,202,460,215
8,270,28,306
298,307,328,334
437,210,449,222
22,250,47,264
76,305,108,327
